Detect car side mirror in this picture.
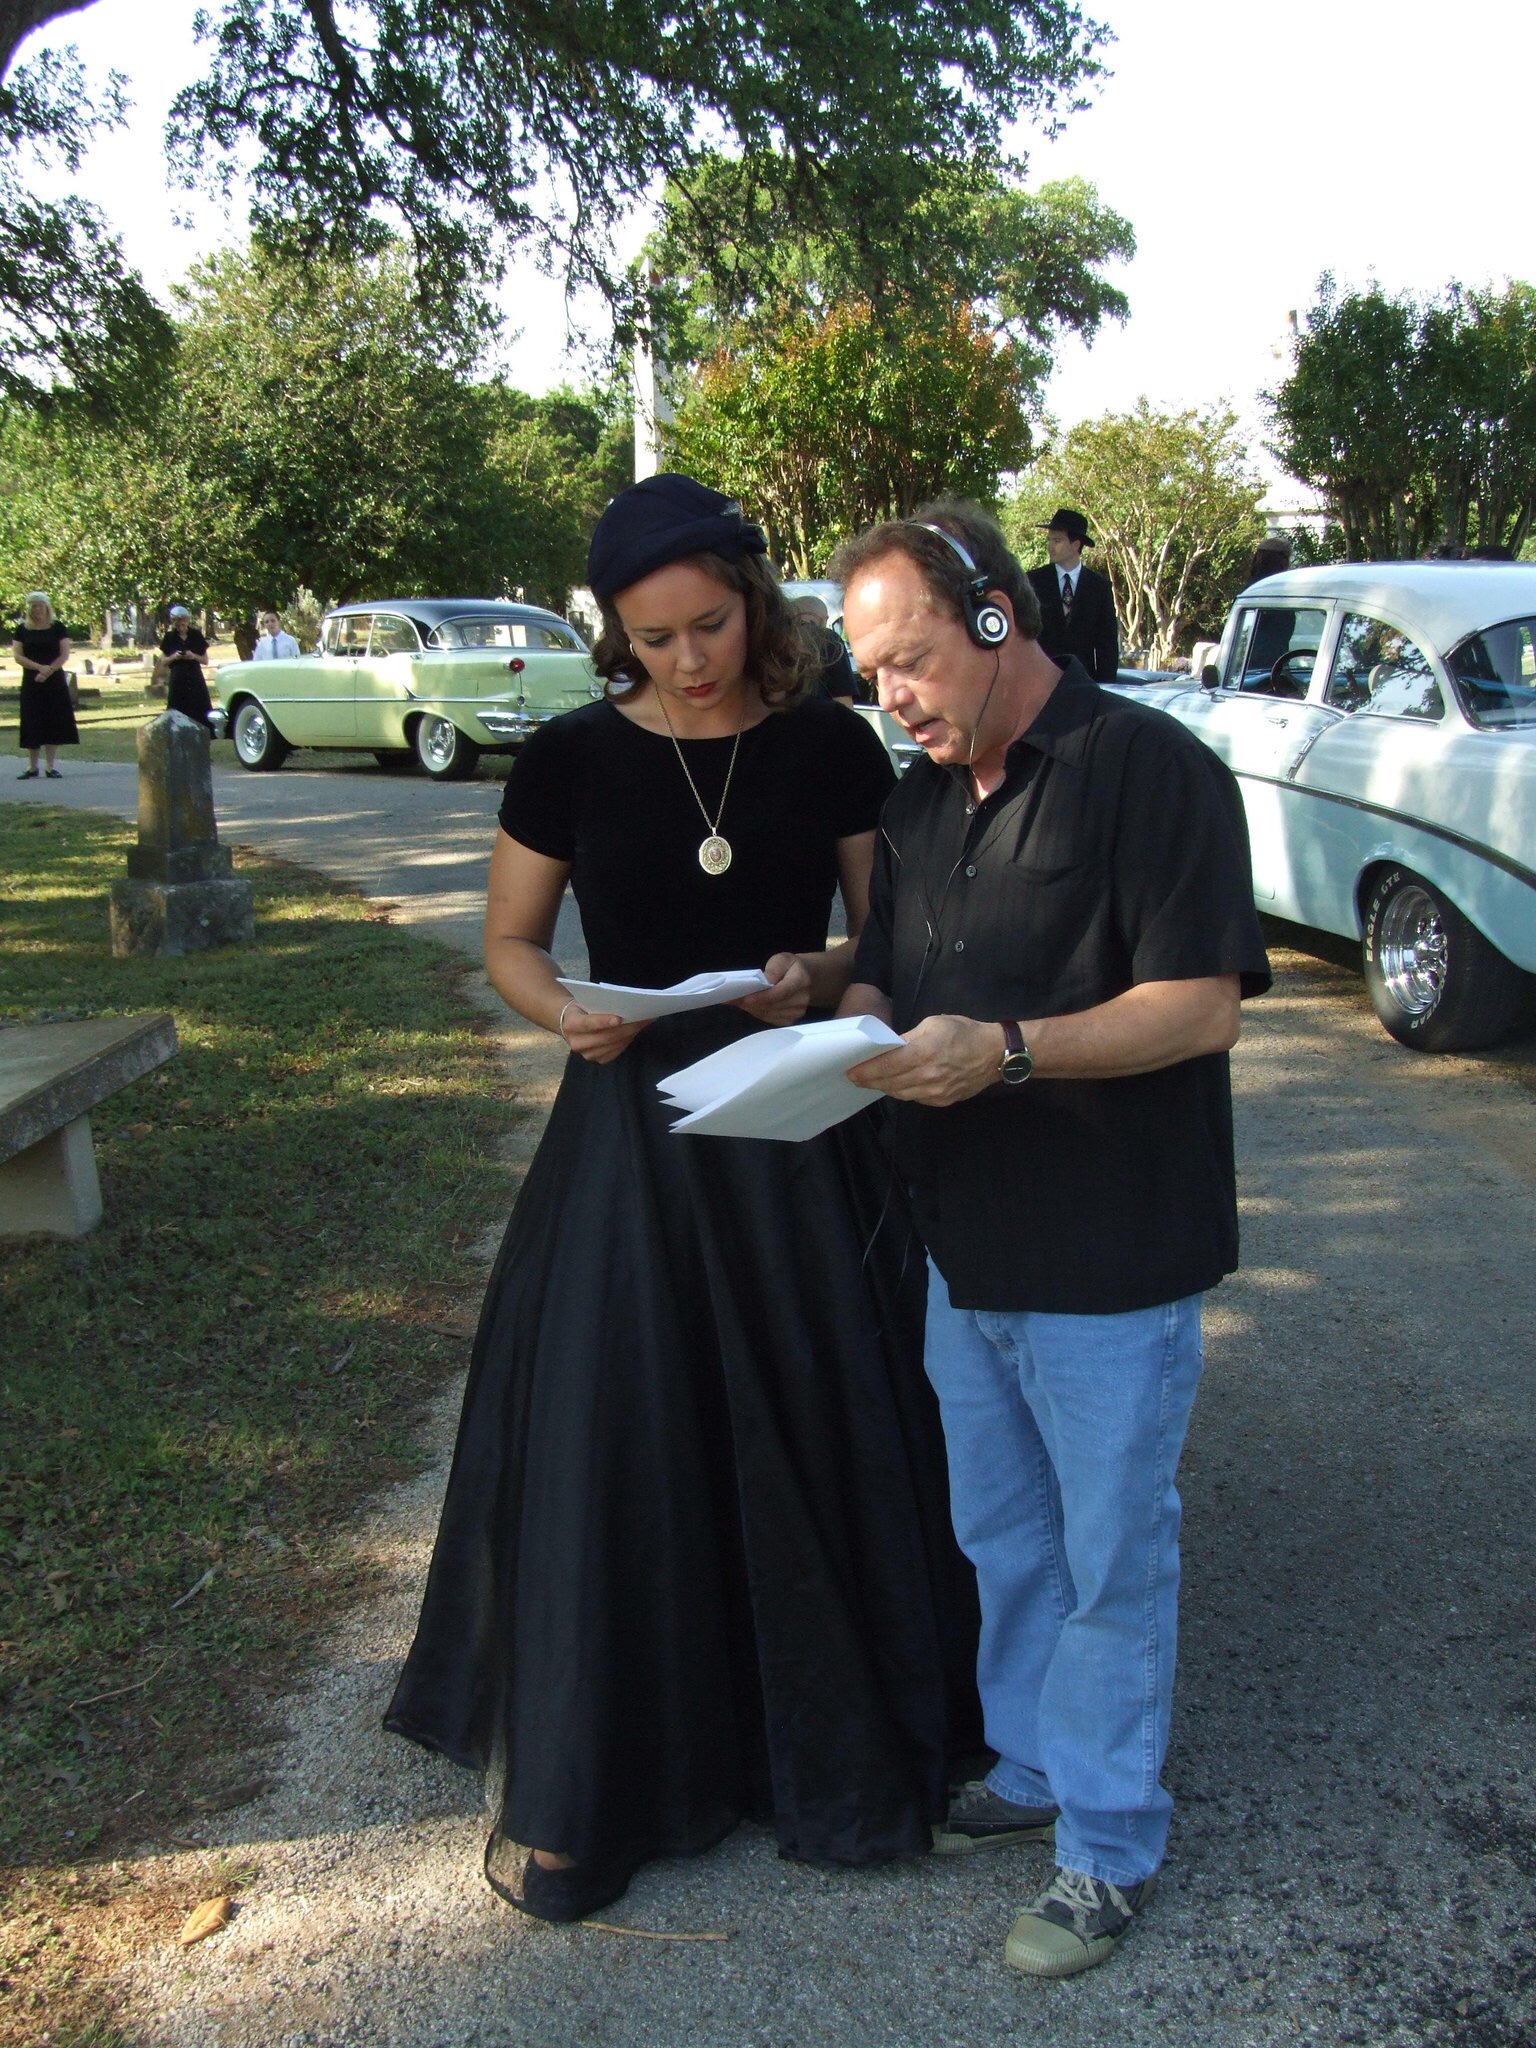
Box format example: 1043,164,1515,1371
1200,663,1220,690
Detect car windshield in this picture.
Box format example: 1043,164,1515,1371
429,615,583,651
1447,617,1536,729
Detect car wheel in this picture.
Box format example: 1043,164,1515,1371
1361,865,1526,1052
413,714,480,781
230,699,291,771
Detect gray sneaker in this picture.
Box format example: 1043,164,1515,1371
1005,1867,1156,1977
932,1780,1058,1856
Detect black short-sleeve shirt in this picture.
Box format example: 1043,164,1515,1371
16,621,68,676
160,626,208,681
855,660,1271,1314
500,695,893,989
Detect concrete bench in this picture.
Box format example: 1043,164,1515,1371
0,1014,179,1238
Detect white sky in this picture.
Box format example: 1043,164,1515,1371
19,0,1536,487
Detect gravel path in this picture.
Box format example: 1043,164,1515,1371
24,765,1533,2047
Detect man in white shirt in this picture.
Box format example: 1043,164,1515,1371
253,611,301,660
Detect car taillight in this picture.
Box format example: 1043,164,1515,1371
508,657,525,672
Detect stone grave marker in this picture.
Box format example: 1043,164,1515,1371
110,710,254,956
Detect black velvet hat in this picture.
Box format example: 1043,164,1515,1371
587,473,768,602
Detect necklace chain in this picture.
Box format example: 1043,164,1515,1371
655,691,748,876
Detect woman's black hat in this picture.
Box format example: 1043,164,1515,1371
587,474,768,602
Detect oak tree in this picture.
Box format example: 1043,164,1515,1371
1,0,1107,401
1268,276,1536,559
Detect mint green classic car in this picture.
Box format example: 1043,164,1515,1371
215,598,600,780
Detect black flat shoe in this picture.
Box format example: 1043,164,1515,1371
44,769,62,778
491,1846,637,1924
17,768,38,779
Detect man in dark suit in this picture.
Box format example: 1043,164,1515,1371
1027,508,1120,681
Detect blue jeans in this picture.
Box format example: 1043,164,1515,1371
923,1262,1204,1886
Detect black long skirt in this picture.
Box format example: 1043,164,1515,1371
385,1009,980,1884
19,670,78,748
167,669,214,725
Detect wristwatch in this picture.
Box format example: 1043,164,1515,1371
999,1020,1034,1086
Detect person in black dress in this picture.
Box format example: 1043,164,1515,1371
12,593,78,779
158,605,215,728
385,474,979,1924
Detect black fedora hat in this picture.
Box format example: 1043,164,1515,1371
1038,507,1094,545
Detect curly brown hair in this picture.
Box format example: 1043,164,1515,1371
591,550,810,706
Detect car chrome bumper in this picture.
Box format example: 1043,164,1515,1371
476,708,559,741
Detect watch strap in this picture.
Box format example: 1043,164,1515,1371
999,1019,1034,1085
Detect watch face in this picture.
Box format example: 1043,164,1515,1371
1000,1047,1034,1085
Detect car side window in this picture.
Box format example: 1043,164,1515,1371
1328,614,1443,720
332,614,372,658
368,613,421,657
1448,618,1536,729
319,616,343,655
1224,606,1326,698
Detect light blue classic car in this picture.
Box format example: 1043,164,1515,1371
1111,563,1536,1051
216,598,599,780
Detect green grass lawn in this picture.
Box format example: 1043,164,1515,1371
0,805,522,2043
1,666,168,764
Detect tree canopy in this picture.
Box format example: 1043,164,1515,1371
646,156,1133,371
1006,402,1265,664
670,298,1037,578
0,44,174,417
0,245,629,625
656,160,1133,575
1268,276,1536,559
1,0,1109,406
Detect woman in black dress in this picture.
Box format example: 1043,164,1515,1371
386,475,978,1923
158,606,215,727
12,593,78,779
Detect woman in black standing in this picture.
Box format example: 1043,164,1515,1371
386,475,979,1924
158,605,215,728
12,593,78,780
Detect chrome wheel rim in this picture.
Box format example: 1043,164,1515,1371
420,717,457,770
1378,885,1448,1017
236,706,268,762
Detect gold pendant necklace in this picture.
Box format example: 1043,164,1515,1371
656,691,748,876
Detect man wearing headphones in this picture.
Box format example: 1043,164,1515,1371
833,501,1270,1979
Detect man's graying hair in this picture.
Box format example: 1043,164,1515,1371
830,497,1041,642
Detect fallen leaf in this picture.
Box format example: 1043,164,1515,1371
327,1340,357,1376
124,1122,153,1139
178,1896,232,1945
169,1566,217,1610
45,1569,74,1613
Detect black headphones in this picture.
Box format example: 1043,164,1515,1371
912,523,1011,648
